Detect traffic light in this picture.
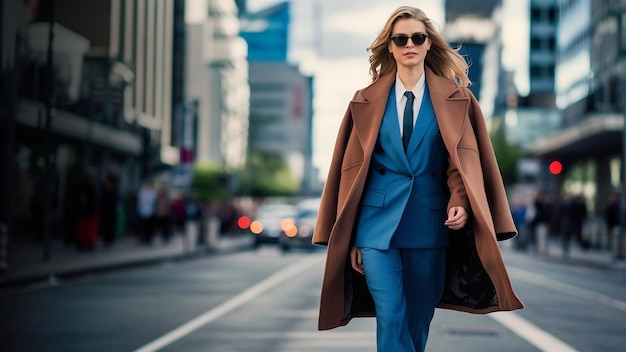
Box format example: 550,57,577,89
548,161,563,175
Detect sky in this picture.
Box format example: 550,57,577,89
189,0,530,181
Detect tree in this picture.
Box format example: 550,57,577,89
489,116,521,186
239,151,298,197
190,163,229,202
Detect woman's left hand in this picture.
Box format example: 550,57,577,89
445,206,468,230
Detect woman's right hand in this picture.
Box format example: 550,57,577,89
350,246,365,275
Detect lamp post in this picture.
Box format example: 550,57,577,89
618,78,626,260
0,0,21,272
41,0,55,261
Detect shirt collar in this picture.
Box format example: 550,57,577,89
395,72,426,103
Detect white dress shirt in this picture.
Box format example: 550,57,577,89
395,72,426,137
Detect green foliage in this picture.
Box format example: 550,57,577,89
489,117,521,186
190,163,228,202
239,151,298,197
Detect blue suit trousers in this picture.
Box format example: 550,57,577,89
361,246,446,352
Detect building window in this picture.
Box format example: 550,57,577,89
250,83,286,92
621,12,626,53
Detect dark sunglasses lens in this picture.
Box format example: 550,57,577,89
412,34,427,45
392,35,409,46
391,34,427,46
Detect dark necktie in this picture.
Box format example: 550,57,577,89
402,91,415,151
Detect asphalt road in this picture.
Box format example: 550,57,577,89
1,245,625,351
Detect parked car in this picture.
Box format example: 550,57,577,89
279,197,321,252
250,202,297,248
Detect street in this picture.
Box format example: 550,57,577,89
1,245,625,352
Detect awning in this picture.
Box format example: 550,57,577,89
526,114,623,159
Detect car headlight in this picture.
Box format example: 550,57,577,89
298,224,312,237
250,220,263,234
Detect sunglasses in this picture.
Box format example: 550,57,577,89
390,33,428,47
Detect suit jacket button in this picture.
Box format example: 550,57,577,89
407,175,413,180
379,168,386,175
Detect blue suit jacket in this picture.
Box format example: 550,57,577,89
354,83,449,249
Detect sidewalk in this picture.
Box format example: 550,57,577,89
0,228,255,291
500,236,626,271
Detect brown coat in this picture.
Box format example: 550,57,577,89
312,68,524,330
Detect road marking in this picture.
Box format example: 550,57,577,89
490,311,579,352
132,254,324,352
187,331,375,339
509,267,626,312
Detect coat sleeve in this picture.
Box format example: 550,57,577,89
312,97,355,246
465,88,517,240
446,152,470,213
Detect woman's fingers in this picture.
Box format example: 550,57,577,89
445,206,468,230
350,247,365,275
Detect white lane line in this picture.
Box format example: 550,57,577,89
133,254,324,352
509,268,626,312
490,311,579,352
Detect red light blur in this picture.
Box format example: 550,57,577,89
549,161,563,175
238,216,251,229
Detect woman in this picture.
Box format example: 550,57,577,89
312,6,524,352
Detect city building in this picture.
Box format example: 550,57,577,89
529,0,625,213
511,0,560,152
185,0,249,173
443,0,502,113
445,0,500,21
239,1,317,194
239,1,289,62
3,0,185,244
247,61,313,189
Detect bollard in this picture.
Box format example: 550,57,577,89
612,227,625,260
206,217,220,250
183,220,198,254
536,223,548,255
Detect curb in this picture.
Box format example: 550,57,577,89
0,236,254,293
534,252,626,272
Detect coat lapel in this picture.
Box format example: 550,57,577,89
350,74,396,157
425,68,469,153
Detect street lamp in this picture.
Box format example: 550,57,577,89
619,78,626,260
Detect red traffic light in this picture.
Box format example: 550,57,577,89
548,161,563,175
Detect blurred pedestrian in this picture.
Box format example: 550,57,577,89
154,184,172,243
30,174,46,241
311,6,523,352
511,195,528,251
99,173,119,247
170,191,187,236
605,191,621,247
136,179,157,244
528,191,550,251
63,172,78,247
75,171,99,250
561,193,588,257
605,191,620,233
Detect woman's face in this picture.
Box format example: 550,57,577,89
388,18,431,70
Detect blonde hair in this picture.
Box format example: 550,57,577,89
367,6,471,87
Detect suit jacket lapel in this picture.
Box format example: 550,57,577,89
380,87,411,170
405,84,435,157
